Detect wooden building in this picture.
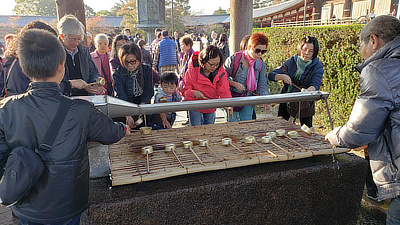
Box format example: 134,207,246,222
253,0,398,27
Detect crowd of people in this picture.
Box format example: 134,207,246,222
0,13,399,224
1,17,304,129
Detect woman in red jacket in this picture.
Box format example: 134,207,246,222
182,45,232,126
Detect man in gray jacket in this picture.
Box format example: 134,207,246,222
325,15,400,224
58,14,105,96
0,29,129,224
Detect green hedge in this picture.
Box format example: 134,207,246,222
254,25,364,132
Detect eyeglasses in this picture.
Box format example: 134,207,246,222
254,48,267,55
125,59,138,65
207,62,220,68
355,35,371,53
66,37,83,43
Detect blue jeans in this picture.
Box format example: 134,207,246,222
20,214,81,225
227,105,254,122
189,110,215,126
387,196,400,225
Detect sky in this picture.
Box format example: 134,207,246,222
0,0,231,16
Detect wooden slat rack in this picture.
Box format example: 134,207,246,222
109,118,348,186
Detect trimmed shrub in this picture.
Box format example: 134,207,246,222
254,25,364,132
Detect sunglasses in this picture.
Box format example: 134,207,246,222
125,59,138,65
254,48,267,54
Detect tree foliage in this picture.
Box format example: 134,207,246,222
110,0,125,16
14,0,57,16
254,25,364,132
13,0,98,17
165,0,191,35
253,0,271,9
213,7,228,15
85,5,96,17
96,10,113,17
116,0,137,31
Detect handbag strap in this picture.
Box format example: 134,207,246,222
232,51,242,79
100,62,110,83
38,97,72,152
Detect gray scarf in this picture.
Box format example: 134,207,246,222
128,68,143,97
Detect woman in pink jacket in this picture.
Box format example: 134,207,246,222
182,45,232,126
91,34,113,96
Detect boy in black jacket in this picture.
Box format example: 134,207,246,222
0,29,129,224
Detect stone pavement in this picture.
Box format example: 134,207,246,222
0,205,19,225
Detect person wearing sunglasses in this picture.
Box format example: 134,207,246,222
224,32,270,122
268,36,323,128
181,45,232,126
113,42,154,129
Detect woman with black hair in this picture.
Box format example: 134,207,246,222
110,34,129,73
268,36,323,127
2,21,58,96
218,33,229,62
113,42,154,128
181,45,232,126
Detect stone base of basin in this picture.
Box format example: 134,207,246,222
84,153,367,224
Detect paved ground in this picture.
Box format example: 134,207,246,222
0,205,19,225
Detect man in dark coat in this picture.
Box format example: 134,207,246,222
57,15,105,96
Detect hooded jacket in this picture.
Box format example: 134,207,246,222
329,36,400,201
0,82,125,223
181,52,232,114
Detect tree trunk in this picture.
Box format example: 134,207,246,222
229,0,253,54
55,0,86,33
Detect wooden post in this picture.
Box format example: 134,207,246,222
229,0,253,55
343,0,352,18
55,0,87,34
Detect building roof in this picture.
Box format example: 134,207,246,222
180,0,305,26
0,15,123,27
253,0,305,19
181,14,230,26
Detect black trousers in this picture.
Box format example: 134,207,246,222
278,103,313,127
365,154,378,195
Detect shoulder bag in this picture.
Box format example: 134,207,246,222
0,97,72,206
282,66,316,118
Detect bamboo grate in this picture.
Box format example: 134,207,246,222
109,118,349,186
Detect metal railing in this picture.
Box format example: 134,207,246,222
271,16,365,27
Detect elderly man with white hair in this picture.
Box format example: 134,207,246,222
325,15,400,224
58,14,105,96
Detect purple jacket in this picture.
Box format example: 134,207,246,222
179,48,194,78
